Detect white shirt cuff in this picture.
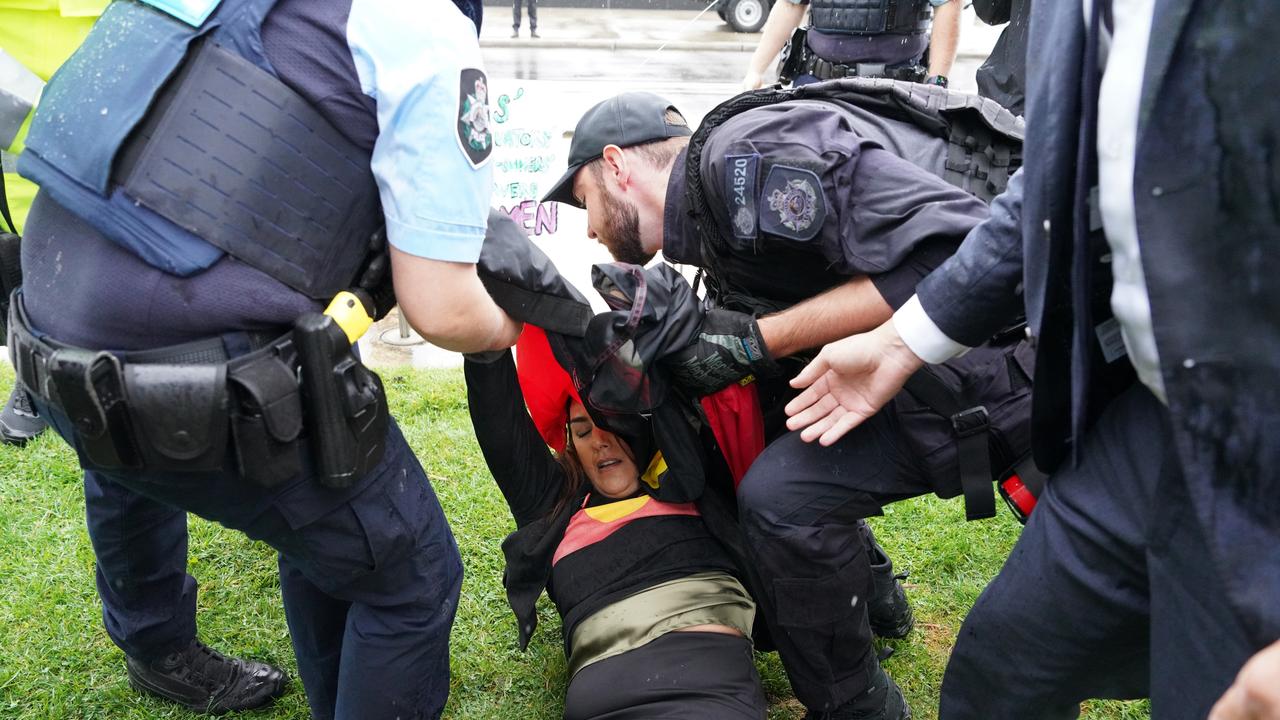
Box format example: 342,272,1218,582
892,295,970,364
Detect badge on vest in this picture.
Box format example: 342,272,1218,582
760,164,825,241
138,0,221,27
456,68,493,169
723,154,760,243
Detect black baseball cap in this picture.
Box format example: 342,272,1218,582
542,92,691,208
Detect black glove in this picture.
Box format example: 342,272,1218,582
355,227,396,320
666,308,779,397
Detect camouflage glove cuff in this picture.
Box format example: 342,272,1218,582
668,308,780,396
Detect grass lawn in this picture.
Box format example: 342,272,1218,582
0,365,1151,719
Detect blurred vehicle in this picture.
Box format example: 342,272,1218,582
716,0,773,33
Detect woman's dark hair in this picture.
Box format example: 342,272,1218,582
552,425,591,518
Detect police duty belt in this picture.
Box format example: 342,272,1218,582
8,294,385,489
802,53,926,83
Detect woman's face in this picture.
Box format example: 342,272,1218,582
567,400,641,499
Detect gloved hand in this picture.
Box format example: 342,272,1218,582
355,227,396,320
665,307,779,397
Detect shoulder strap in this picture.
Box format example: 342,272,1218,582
1,164,16,235
902,367,997,521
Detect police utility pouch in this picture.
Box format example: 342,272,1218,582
125,363,228,471
294,313,388,489
47,349,143,470
228,350,304,488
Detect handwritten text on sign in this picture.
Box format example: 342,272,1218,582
491,86,560,235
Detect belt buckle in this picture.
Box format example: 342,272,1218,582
856,62,887,78
950,406,990,438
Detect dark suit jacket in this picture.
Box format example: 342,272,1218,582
914,0,1280,641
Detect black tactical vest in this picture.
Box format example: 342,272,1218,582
685,79,1024,315
809,0,931,35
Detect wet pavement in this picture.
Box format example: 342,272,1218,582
480,5,1003,56
483,5,757,50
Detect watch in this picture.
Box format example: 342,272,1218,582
925,74,949,88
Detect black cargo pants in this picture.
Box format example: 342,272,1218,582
737,341,1032,712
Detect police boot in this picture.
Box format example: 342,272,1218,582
804,661,912,720
125,639,288,715
0,386,46,446
863,524,914,639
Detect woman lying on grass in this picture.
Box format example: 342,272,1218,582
463,329,766,720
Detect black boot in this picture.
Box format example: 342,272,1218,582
125,639,288,715
805,661,912,720
0,386,46,446
863,523,914,639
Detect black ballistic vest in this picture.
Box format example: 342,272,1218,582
809,0,931,36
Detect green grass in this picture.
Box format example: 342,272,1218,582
0,366,1150,719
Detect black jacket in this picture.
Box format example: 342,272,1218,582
914,0,1280,640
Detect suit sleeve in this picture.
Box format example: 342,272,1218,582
912,166,1027,347
464,351,565,529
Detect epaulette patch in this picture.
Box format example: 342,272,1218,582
723,153,760,242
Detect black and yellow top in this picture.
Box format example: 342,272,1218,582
464,351,752,674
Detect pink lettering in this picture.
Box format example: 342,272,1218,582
534,202,558,236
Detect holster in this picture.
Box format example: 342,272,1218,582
901,330,1035,522
293,313,388,489
777,28,808,84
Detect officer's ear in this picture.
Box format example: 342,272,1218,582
600,144,630,187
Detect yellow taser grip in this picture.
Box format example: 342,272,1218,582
323,291,374,344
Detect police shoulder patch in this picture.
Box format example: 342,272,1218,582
456,68,492,168
759,164,825,242
723,153,760,244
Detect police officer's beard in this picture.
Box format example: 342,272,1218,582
601,192,654,266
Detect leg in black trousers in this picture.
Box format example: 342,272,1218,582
736,405,936,713
84,471,197,662
564,632,766,719
939,385,1258,718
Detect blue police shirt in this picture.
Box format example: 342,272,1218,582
349,0,492,264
